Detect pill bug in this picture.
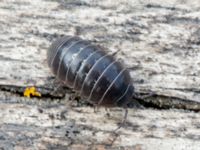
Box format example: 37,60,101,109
47,36,134,108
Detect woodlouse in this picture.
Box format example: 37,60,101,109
47,36,134,108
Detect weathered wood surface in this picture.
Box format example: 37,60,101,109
0,0,200,149
1,91,200,150
1,0,200,109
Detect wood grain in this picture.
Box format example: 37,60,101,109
0,91,200,149
1,0,200,109
0,0,200,149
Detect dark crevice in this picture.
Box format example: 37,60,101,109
146,4,176,10
0,84,200,111
145,4,189,12
0,84,66,99
0,55,31,62
166,16,200,25
29,30,66,42
135,93,200,112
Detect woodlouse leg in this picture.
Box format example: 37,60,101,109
93,106,99,113
106,108,128,145
105,107,110,112
60,94,80,119
66,94,78,106
52,77,61,85
107,132,119,146
68,93,82,107
114,108,128,131
110,50,118,56
50,82,64,95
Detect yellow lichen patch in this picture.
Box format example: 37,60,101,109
23,87,41,98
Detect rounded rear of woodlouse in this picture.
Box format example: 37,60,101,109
47,36,134,107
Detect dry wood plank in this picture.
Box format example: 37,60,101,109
0,91,200,150
0,0,200,149
0,0,200,109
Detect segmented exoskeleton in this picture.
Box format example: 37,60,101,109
47,36,134,108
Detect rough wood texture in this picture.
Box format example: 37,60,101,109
0,0,200,149
1,0,200,109
1,91,200,150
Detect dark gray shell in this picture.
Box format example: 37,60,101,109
47,36,134,107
